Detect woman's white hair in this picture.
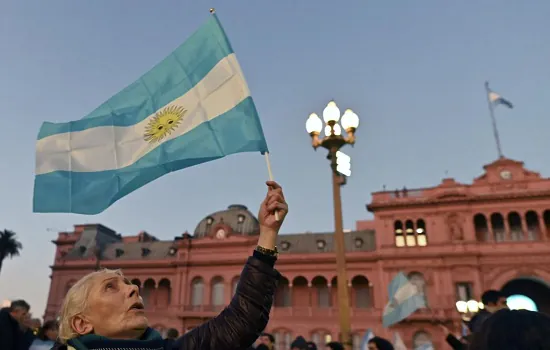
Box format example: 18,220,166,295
57,268,123,344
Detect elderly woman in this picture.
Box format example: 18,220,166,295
53,181,288,350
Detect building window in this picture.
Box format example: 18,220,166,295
405,220,416,246
205,216,214,233
211,277,225,307
274,277,291,307
311,331,331,349
274,330,291,350
354,238,363,248
456,282,473,301
281,241,291,251
312,276,330,308
351,276,371,308
508,212,523,241
416,219,427,246
394,221,405,247
191,277,204,307
525,211,540,241
316,240,326,250
490,213,505,242
142,279,155,306
474,214,489,242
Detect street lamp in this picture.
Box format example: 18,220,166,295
306,100,360,348
455,300,484,321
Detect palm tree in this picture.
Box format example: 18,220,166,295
0,229,22,275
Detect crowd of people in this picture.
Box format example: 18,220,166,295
2,183,550,349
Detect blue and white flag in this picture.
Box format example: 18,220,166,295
382,272,426,327
415,342,434,350
34,14,268,214
393,332,408,350
488,89,513,109
359,329,375,350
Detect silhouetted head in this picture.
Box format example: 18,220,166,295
165,328,179,340
9,299,30,323
37,320,58,341
481,289,508,313
469,309,550,350
259,332,275,350
325,341,344,350
368,336,394,350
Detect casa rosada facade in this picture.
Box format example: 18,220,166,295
44,158,550,349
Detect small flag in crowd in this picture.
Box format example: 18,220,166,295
360,329,375,350
33,13,268,214
392,332,407,350
415,342,434,350
382,272,426,327
487,84,514,109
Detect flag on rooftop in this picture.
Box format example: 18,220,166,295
382,272,426,327
33,13,268,214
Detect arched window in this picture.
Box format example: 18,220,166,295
274,277,291,307
474,214,489,241
157,279,171,307
408,272,427,306
405,220,416,246
412,331,432,348
416,219,427,246
544,210,550,240
142,279,155,307
490,213,505,242
211,276,225,308
525,211,540,241
312,276,330,308
191,277,204,307
508,212,523,241
351,276,371,308
394,221,404,247
352,333,362,350
292,276,309,307
311,330,332,349
274,330,291,350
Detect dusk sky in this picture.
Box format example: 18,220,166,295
1,1,549,317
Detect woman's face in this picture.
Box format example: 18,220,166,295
75,272,148,339
46,327,58,341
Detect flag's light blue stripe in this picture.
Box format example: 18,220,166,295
33,97,267,214
382,294,425,327
37,15,233,140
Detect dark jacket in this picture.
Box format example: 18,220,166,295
54,254,279,350
469,309,492,333
0,307,33,350
445,334,465,350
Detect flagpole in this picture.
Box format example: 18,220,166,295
485,81,504,158
264,152,280,221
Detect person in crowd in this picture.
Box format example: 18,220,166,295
20,312,37,349
255,344,270,350
0,299,32,350
307,341,317,350
30,320,59,350
164,328,179,348
51,180,288,350
259,332,275,350
368,336,394,350
469,308,550,349
326,341,344,350
469,289,508,333
290,336,309,350
438,322,468,350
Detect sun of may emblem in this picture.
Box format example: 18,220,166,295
144,106,187,143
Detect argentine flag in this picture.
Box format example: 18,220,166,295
33,14,268,214
487,83,513,109
382,272,426,327
359,329,375,350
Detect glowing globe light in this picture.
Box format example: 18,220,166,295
507,294,538,312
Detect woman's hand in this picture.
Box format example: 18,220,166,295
257,181,288,249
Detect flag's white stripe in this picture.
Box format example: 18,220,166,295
488,91,501,102
36,53,249,175
393,281,418,303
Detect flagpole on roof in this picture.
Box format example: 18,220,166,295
485,81,504,159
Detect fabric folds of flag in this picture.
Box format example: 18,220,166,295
359,329,375,350
488,90,513,109
382,272,426,328
33,14,268,214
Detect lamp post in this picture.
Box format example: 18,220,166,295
455,300,484,321
306,101,360,348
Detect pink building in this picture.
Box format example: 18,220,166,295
44,157,550,349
